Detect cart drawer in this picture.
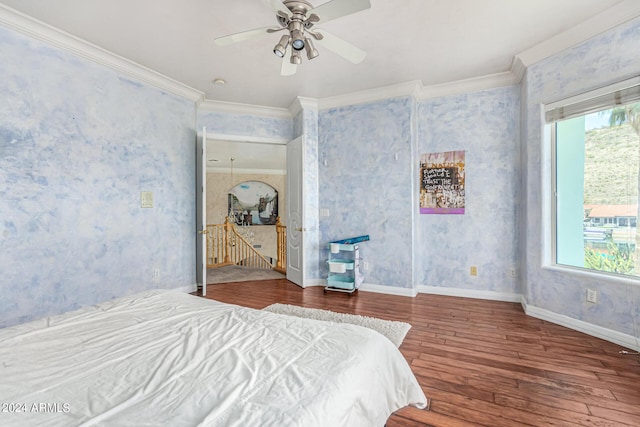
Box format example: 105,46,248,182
327,277,355,290
327,260,354,273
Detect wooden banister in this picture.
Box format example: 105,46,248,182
205,217,273,270
274,216,286,274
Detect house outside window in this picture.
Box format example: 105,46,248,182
547,78,640,278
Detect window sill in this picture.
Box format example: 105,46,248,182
542,264,640,286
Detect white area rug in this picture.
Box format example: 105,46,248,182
262,304,411,347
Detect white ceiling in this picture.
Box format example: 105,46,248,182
0,0,629,110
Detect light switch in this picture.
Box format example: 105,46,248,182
141,191,154,208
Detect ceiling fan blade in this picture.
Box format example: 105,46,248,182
214,26,275,46
280,46,298,76
315,30,366,64
262,0,292,18
308,0,371,24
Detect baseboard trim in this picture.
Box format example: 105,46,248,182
359,283,418,297
300,280,640,351
417,285,522,303
303,279,325,288
172,283,198,294
522,299,640,352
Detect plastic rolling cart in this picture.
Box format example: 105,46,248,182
325,235,369,295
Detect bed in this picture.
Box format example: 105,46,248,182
0,290,427,426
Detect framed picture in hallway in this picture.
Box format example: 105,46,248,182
419,150,465,214
228,181,279,225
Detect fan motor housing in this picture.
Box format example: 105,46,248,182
284,0,313,14
277,0,316,29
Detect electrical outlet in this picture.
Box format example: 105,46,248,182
586,289,597,303
153,269,160,281
510,268,517,278
362,261,369,271
470,266,478,276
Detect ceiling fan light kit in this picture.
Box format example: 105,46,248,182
290,49,302,64
273,35,290,57
304,37,319,60
215,0,371,76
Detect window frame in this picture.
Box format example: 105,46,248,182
543,76,640,283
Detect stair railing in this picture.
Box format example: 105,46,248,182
274,216,287,274
206,217,273,270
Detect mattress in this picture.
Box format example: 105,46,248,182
0,290,427,426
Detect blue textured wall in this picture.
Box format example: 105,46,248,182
3,9,639,344
523,17,640,335
319,98,414,288
198,111,293,140
317,90,520,292
0,25,197,327
416,86,520,294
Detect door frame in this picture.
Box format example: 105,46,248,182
199,132,293,285
196,127,207,296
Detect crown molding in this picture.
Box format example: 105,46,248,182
202,132,289,145
315,70,521,109
264,2,640,110
510,56,527,83
515,0,640,68
5,0,637,114
0,4,204,103
288,96,319,118
416,70,519,101
199,99,292,120
318,80,422,110
207,167,286,175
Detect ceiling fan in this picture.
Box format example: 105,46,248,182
214,0,371,76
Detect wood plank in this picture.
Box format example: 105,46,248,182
588,404,640,424
392,405,481,427
494,393,630,427
423,388,583,427
196,280,640,426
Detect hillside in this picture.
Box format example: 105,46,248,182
584,123,639,205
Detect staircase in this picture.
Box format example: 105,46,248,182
206,217,286,272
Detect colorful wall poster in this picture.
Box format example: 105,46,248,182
419,150,465,214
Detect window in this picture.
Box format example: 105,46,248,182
547,77,640,277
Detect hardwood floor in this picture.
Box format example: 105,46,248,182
197,279,640,427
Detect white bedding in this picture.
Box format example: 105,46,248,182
0,290,426,426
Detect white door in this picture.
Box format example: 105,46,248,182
196,127,207,296
286,136,304,287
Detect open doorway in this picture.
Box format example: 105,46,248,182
204,137,287,285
